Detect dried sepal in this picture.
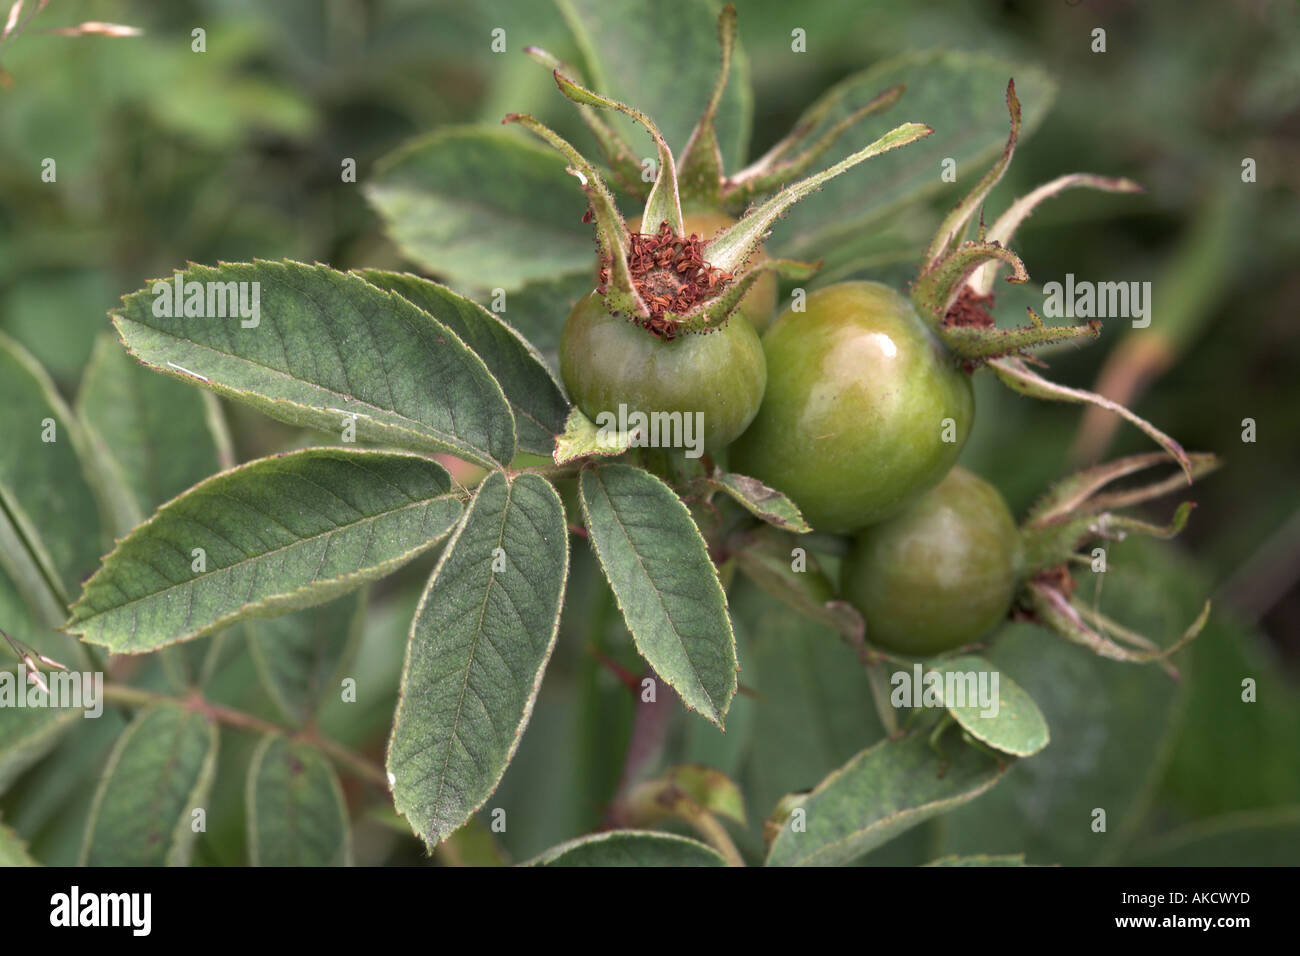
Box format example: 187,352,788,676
1011,451,1211,664
553,70,684,237
622,221,737,337
1026,451,1220,526
989,355,1192,478
723,85,905,211
1021,501,1196,577
677,2,738,207
669,258,819,333
1,627,67,696
522,45,647,197
968,173,1144,297
923,79,1022,268
502,112,644,318
705,122,933,276
910,81,1145,367
941,307,1101,364
912,239,1028,324
667,266,762,334
1027,579,1209,670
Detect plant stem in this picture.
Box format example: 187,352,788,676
607,669,674,824
864,660,902,739
101,682,389,789
686,810,746,867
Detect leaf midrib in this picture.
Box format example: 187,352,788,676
72,495,451,625
113,314,493,462
430,477,514,830
589,474,716,713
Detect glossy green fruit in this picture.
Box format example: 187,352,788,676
840,467,1021,656
626,209,779,331
729,281,974,532
560,291,766,453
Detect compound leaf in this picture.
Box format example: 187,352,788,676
67,449,463,653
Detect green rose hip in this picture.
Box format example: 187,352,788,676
560,291,766,454
840,466,1021,656
730,281,974,532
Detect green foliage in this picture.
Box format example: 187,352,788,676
0,702,82,795
579,464,737,726
365,128,592,291
0,334,106,617
0,0,1287,869
113,261,518,467
77,333,229,530
765,731,1009,867
67,450,464,653
81,704,219,866
247,590,366,726
246,735,352,866
931,655,1049,758
388,472,568,847
527,829,728,866
0,816,37,866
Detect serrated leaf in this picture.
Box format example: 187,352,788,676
488,272,592,367
246,589,365,725
387,471,568,847
0,694,82,794
765,731,1008,867
771,51,1055,269
525,829,727,867
356,270,569,457
0,815,38,866
67,449,463,653
246,735,352,866
80,703,218,866
553,406,633,464
706,472,810,533
76,332,226,529
112,260,516,467
579,464,736,726
0,332,106,610
555,0,752,170
365,126,593,290
930,655,1049,757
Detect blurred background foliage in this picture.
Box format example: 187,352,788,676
0,0,1296,865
